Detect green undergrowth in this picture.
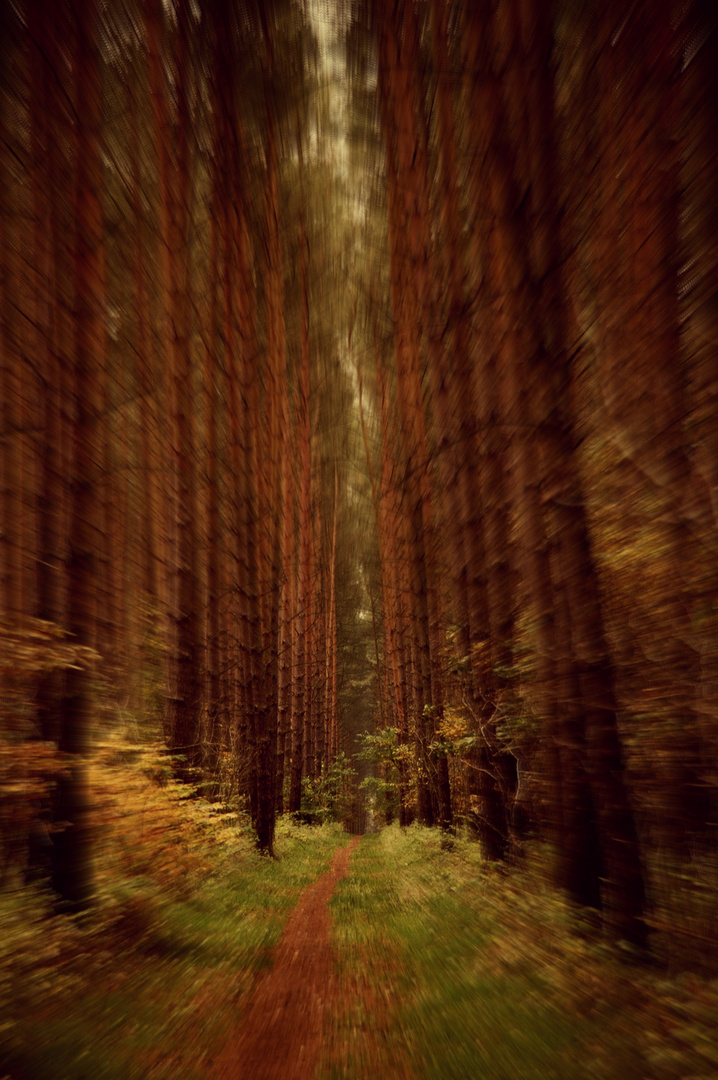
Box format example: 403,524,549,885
0,736,348,1080
326,825,718,1080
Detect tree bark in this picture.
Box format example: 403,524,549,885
52,0,103,910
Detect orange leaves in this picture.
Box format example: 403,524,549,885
0,619,98,678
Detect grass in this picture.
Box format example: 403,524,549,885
5,746,718,1080
0,736,348,1080
326,825,718,1080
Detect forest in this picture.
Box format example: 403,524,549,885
1,0,718,1077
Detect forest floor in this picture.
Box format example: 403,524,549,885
2,734,718,1079
209,835,361,1080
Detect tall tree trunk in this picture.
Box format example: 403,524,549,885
167,0,202,778
276,411,296,812
146,0,179,752
378,0,457,829
28,0,63,743
430,0,514,855
203,116,223,787
0,27,34,636
290,209,312,814
248,14,286,851
52,0,103,910
375,347,412,825
129,74,158,610
375,1,437,826
326,466,339,765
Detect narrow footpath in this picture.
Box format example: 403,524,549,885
210,835,361,1080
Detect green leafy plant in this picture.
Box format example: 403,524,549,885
300,753,358,825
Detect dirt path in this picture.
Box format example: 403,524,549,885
210,835,361,1080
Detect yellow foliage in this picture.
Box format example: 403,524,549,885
0,619,98,679
438,708,468,741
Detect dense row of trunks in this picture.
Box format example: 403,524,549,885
351,0,717,947
0,0,346,899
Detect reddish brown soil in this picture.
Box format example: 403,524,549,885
210,835,361,1080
